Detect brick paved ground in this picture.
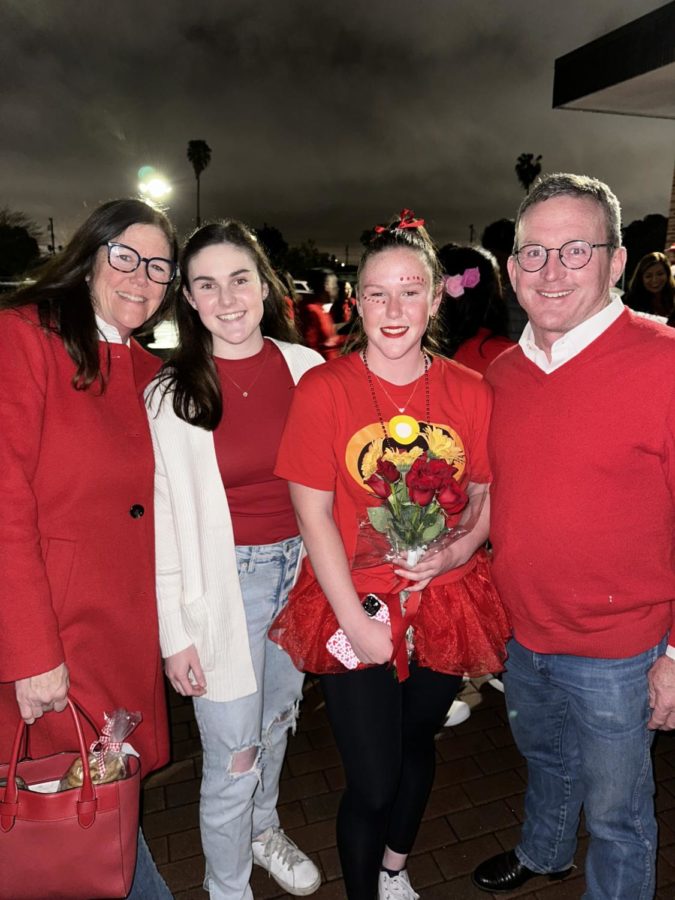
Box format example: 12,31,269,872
143,677,675,899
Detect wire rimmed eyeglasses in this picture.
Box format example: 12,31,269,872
514,240,614,273
104,241,177,284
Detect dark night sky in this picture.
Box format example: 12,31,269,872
1,0,673,259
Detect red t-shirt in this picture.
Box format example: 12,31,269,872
213,341,298,545
275,352,492,593
453,329,515,375
487,309,675,658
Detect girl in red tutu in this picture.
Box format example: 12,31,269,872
271,210,509,900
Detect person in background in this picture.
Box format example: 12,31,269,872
330,279,356,333
435,243,515,726
147,221,323,900
436,243,514,374
481,218,528,341
473,173,675,899
271,210,509,899
0,198,177,898
666,243,675,276
296,267,342,358
623,251,675,320
279,270,300,323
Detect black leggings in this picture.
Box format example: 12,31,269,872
319,663,462,899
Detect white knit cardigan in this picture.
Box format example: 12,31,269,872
146,340,323,702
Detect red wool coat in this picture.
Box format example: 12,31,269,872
0,309,169,776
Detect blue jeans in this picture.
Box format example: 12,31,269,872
126,829,173,898
193,536,304,900
503,636,666,900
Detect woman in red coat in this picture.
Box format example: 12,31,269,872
0,199,177,898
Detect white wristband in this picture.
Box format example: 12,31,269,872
665,645,675,661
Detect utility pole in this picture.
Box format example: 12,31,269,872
469,223,475,243
48,217,56,254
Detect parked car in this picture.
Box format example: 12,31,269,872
293,279,311,295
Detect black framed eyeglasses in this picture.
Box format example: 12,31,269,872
105,241,177,284
514,240,614,273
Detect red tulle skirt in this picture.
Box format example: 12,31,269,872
269,549,511,676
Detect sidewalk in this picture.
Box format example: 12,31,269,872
142,677,675,899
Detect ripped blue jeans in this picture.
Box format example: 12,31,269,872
193,536,304,900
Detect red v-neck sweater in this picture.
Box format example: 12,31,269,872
487,309,675,657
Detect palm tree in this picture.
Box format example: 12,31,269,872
187,140,212,226
515,153,543,194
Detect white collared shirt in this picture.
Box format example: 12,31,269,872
518,295,624,373
95,314,129,346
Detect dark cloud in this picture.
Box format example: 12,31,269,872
1,0,671,256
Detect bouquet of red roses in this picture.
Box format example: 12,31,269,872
349,442,487,679
359,450,470,567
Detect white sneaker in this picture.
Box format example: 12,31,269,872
444,698,471,727
252,827,321,895
379,869,420,900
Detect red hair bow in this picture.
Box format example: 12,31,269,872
397,208,425,229
373,208,425,235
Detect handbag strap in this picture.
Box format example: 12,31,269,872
1,698,98,832
22,695,98,760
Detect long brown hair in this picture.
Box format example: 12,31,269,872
153,220,298,430
436,244,510,358
1,199,177,391
625,251,675,316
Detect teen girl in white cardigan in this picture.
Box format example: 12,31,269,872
147,221,323,900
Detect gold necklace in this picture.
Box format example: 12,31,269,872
218,350,268,398
364,352,426,413
362,349,431,434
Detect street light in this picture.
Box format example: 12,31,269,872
137,166,171,206
140,177,171,201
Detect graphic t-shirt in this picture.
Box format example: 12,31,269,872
275,352,492,593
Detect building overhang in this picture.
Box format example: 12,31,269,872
553,2,675,120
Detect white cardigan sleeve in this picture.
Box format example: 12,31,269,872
150,413,193,658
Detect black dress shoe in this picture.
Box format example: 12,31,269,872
472,849,573,894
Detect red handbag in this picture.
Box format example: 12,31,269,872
0,699,140,900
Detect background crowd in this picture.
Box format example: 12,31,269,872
2,172,675,900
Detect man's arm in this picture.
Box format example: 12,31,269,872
647,653,675,730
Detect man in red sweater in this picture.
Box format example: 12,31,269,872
472,173,675,900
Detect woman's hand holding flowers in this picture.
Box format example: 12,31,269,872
362,452,470,575
393,530,478,591
393,484,490,591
